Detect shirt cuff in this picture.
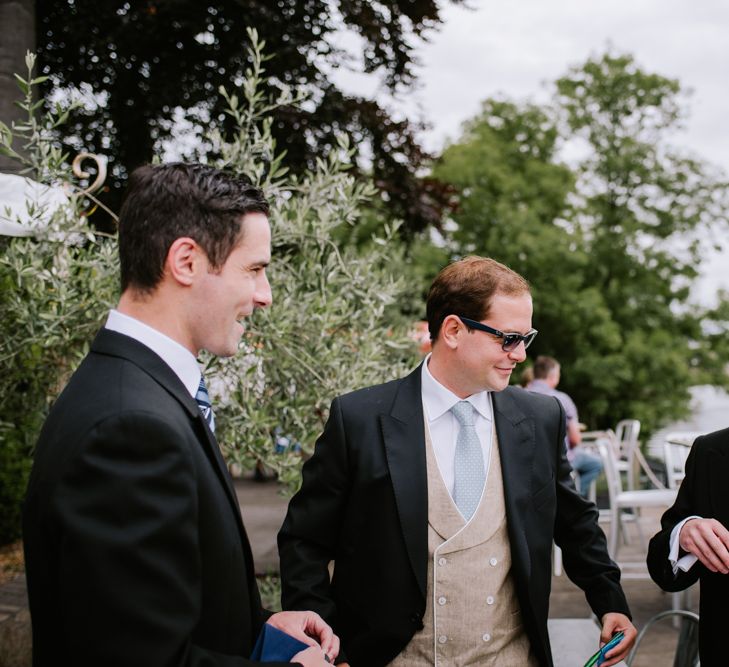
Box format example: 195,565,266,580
669,516,702,575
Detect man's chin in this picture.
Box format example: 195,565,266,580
206,336,242,358
489,370,513,391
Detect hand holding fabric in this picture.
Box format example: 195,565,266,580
598,613,636,666
267,611,339,662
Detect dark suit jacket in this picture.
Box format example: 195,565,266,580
278,366,629,666
23,329,290,667
647,428,729,666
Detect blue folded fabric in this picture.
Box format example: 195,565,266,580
251,623,310,662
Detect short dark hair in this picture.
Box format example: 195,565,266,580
426,256,530,341
118,163,270,292
533,355,559,379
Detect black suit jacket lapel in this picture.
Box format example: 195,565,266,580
380,365,428,598
91,328,247,542
493,388,534,583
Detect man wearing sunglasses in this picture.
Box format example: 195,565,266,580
279,255,636,667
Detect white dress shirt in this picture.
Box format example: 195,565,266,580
420,354,493,498
105,309,201,398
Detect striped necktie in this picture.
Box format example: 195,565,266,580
195,375,215,433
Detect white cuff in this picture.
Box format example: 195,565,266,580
669,516,702,575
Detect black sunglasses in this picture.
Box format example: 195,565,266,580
458,316,538,352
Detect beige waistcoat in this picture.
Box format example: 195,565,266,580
389,419,537,667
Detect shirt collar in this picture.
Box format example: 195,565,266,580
105,309,202,398
421,354,492,422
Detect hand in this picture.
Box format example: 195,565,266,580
291,645,331,666
598,613,636,666
267,611,339,662
679,518,729,573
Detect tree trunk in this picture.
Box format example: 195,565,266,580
0,0,35,174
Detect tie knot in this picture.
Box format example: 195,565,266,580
451,400,476,427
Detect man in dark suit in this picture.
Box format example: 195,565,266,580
278,256,636,667
23,163,337,667
647,427,729,665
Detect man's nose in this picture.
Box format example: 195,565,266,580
508,340,527,362
255,272,273,308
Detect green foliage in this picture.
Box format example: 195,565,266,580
0,424,32,545
0,35,415,544
432,53,729,437
0,52,82,179
256,575,282,613
554,51,729,431
0,55,118,544
202,32,415,488
35,0,460,236
437,98,575,254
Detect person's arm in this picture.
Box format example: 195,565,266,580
552,415,637,660
647,439,712,592
566,418,582,448
551,401,632,622
561,393,582,448
278,397,352,663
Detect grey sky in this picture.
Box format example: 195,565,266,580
332,0,729,304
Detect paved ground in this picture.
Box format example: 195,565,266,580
0,476,697,666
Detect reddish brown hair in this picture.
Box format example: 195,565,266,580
426,256,530,341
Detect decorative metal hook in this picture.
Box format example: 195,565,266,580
71,153,107,196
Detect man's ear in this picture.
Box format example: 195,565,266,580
165,237,202,286
440,314,465,350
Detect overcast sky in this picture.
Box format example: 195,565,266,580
333,0,729,304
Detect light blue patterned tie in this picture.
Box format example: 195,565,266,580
195,375,215,433
452,401,485,520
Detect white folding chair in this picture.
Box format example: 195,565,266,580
614,419,641,490
663,431,704,487
596,438,678,559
